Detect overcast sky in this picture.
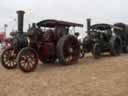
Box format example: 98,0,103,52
0,0,126,37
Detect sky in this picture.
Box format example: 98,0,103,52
0,0,126,37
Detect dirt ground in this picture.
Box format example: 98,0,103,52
0,54,128,96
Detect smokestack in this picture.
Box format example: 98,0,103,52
16,10,25,33
28,24,31,29
87,18,91,32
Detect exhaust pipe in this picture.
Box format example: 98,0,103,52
87,18,91,32
16,10,25,33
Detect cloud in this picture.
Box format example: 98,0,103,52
0,0,125,37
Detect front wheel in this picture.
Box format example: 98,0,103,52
109,36,121,56
17,47,39,72
92,43,101,59
80,44,85,58
1,48,17,69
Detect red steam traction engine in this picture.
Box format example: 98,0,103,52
1,10,83,72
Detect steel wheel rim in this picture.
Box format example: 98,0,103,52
2,48,17,68
80,45,85,58
114,41,120,54
92,43,101,58
95,45,101,56
63,37,80,64
19,50,38,71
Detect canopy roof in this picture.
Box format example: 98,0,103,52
91,24,112,30
37,19,83,27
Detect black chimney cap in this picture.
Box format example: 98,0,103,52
16,10,25,14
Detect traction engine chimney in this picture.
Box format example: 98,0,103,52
87,18,91,32
16,10,25,33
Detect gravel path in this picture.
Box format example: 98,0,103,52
0,54,128,96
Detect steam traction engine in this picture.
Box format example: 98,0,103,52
113,23,128,53
1,10,83,72
82,19,122,58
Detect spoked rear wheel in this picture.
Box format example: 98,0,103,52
1,48,17,69
57,35,80,65
17,47,38,72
